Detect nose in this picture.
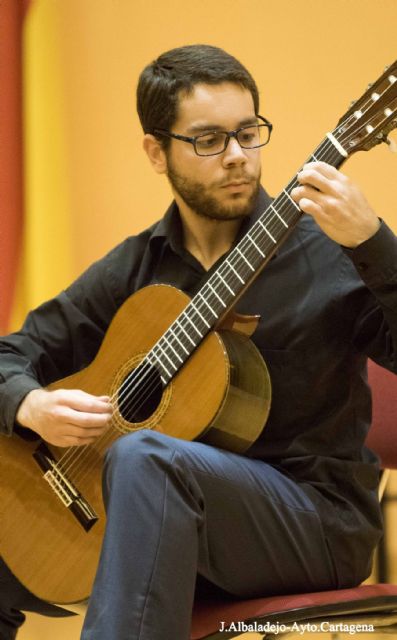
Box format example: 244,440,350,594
222,135,247,166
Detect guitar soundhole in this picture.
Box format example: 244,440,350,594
117,362,163,423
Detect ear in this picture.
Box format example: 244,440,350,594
143,134,168,174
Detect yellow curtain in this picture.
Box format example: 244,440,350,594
11,2,73,328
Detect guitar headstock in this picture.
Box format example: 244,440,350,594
334,61,397,155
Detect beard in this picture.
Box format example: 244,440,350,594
166,160,261,222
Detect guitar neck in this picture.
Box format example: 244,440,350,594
146,133,348,385
147,61,397,384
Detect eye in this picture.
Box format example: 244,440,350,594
238,126,259,144
196,132,225,149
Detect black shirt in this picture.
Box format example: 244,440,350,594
1,187,397,586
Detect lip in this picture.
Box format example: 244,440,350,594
222,181,250,189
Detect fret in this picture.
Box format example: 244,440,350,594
270,204,289,228
236,247,255,271
207,282,227,307
190,301,211,328
164,330,185,362
258,219,276,244
197,293,218,318
147,351,170,383
183,311,204,338
155,341,178,372
225,258,245,284
283,189,301,211
217,272,235,296
175,320,197,347
167,326,189,356
248,234,266,257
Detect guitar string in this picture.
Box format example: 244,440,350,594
59,88,393,473
58,183,307,483
81,130,349,422
56,94,395,482
56,129,360,482
57,136,345,482
87,136,343,417
95,77,397,427
55,171,305,477
55,119,361,482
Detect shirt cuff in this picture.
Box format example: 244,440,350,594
343,220,397,287
0,376,42,436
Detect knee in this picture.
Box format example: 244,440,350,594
105,429,176,472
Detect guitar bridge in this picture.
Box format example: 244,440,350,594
33,442,98,532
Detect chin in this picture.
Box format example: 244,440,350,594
214,204,252,221
219,193,255,218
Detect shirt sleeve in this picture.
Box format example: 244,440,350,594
0,245,127,436
345,220,397,372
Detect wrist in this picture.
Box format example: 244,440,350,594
16,388,44,431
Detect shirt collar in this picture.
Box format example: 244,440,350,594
149,185,273,255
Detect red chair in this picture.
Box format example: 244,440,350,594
191,360,397,639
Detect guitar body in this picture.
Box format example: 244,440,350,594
0,284,271,604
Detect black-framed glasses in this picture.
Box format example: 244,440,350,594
153,115,273,157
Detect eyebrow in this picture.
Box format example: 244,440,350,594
186,117,258,135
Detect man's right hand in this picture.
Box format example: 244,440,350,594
16,388,113,447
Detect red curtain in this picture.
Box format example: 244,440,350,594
0,0,30,333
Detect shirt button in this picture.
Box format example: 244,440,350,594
358,262,368,271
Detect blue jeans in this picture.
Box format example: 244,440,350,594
81,430,337,640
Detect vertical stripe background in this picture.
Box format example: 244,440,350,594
0,1,25,333
2,0,397,337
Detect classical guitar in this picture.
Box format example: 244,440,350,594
1,62,396,605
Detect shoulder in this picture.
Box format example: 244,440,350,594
65,218,164,311
104,220,159,269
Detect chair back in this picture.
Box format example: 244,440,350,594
366,360,397,470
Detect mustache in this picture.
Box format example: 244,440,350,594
217,173,256,188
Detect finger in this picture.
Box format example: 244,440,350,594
296,169,330,193
68,410,112,428
64,423,109,438
56,389,113,414
301,161,339,178
52,404,112,428
298,162,347,195
291,184,328,208
58,435,101,447
295,197,325,219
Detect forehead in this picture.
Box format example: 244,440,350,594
174,82,256,132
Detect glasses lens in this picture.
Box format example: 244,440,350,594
195,132,228,156
237,124,269,148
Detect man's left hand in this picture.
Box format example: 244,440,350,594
290,161,380,248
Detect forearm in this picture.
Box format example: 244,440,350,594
0,291,105,436
346,220,397,371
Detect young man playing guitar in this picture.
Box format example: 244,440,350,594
0,45,396,640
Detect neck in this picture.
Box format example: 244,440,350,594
177,202,244,271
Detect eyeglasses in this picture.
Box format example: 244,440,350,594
153,115,273,157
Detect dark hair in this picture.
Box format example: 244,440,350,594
136,44,259,146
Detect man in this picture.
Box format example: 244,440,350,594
0,44,396,640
